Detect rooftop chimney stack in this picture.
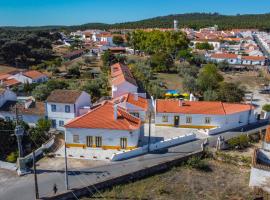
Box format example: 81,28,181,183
114,105,118,120
134,93,138,101
179,98,183,107
174,20,179,31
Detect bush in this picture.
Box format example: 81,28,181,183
227,135,250,149
185,156,211,171
6,151,18,163
263,104,270,112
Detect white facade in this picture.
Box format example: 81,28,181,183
0,112,42,127
155,110,256,135
65,127,142,150
117,101,148,122
193,40,221,51
10,72,48,84
0,89,16,108
46,92,91,131
112,81,138,99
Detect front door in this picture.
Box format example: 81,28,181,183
120,138,127,149
174,116,180,127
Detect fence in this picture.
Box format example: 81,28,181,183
111,133,196,161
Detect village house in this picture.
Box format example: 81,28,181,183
111,63,138,98
0,88,17,108
210,53,239,64
155,99,256,135
62,50,85,62
46,90,91,131
64,101,143,151
192,39,221,51
241,55,266,66
10,70,48,84
112,93,149,122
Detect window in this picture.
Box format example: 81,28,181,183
205,117,211,124
186,116,192,124
162,115,168,122
120,138,128,149
51,104,56,112
95,136,102,148
73,135,79,143
65,105,70,113
51,120,56,128
59,120,64,127
86,136,94,147
5,116,11,121
131,112,139,118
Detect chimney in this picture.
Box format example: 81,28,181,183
179,98,183,107
114,105,118,120
134,93,138,101
190,93,194,101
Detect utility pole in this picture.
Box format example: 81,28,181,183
248,93,254,125
15,105,24,158
64,142,69,190
147,112,152,152
33,151,39,200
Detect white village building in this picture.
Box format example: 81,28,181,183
64,101,143,152
10,70,48,84
46,90,91,131
155,99,257,135
111,63,138,98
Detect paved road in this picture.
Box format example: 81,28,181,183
0,120,267,200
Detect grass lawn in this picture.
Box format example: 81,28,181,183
156,73,184,91
80,160,253,200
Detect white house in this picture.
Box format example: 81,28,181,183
65,101,142,151
192,39,221,51
112,93,149,122
111,63,138,98
0,88,17,108
241,56,266,66
210,53,239,64
46,90,91,131
10,70,48,84
155,99,257,135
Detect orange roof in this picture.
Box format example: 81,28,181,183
23,70,46,79
65,101,141,131
111,63,137,86
0,74,11,81
242,56,265,61
3,78,20,87
156,100,253,115
113,93,148,111
265,126,270,143
223,38,241,42
211,53,238,59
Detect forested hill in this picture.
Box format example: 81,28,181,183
2,13,270,31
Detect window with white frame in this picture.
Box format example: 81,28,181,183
51,104,56,112
95,136,102,147
186,116,192,124
205,117,211,124
73,135,79,143
65,105,70,113
162,115,168,122
59,120,64,127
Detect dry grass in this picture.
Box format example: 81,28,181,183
155,73,184,90
0,65,17,74
81,160,254,200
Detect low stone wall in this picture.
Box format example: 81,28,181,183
42,150,202,200
0,160,16,171
111,133,196,161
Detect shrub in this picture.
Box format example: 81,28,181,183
6,151,18,163
185,156,211,171
227,135,250,149
263,104,270,112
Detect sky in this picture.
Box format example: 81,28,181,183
0,0,270,26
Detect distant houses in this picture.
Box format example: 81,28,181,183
10,70,48,84
62,50,85,62
46,90,91,131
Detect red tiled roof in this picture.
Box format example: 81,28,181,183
65,101,141,130
156,100,253,115
242,56,265,61
211,53,238,59
23,70,46,79
112,93,148,111
0,74,11,81
111,63,137,86
3,78,20,87
46,90,84,104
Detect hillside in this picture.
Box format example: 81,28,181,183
2,13,270,31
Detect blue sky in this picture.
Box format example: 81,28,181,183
0,0,270,26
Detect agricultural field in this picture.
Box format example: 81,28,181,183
0,65,18,74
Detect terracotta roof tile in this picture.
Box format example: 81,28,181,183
46,90,84,104
156,100,253,115
265,126,270,143
242,56,266,61
113,93,148,111
23,70,46,79
3,79,20,87
111,63,137,86
211,53,238,59
65,101,141,130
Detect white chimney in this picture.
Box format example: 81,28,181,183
114,105,118,120
134,93,138,101
190,93,194,101
179,98,183,107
